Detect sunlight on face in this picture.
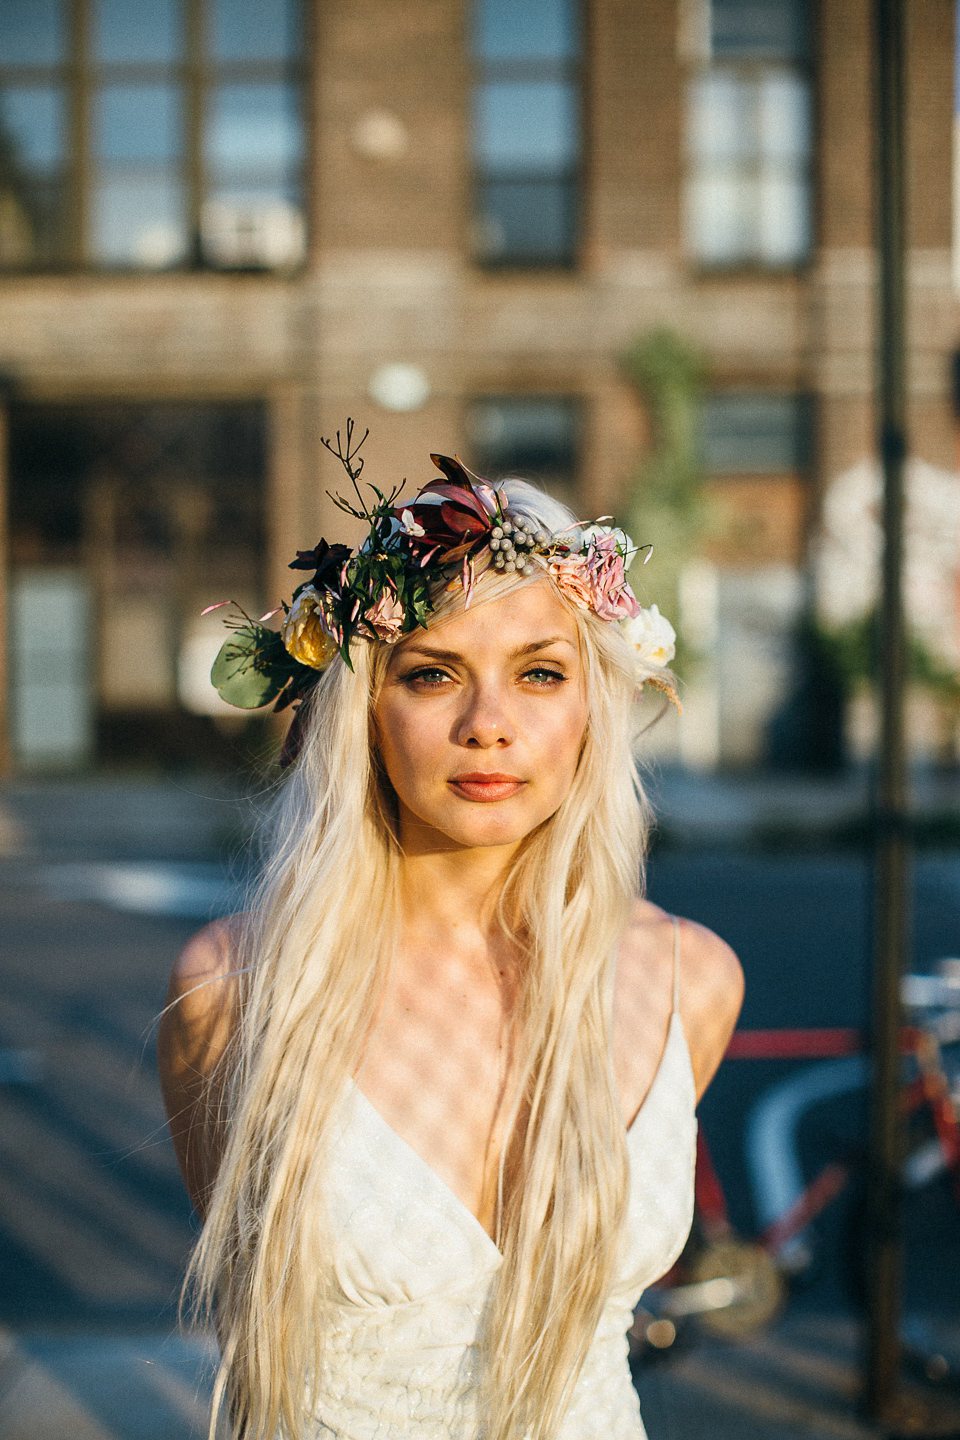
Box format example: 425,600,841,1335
374,580,589,855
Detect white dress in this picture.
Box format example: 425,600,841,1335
316,946,697,1440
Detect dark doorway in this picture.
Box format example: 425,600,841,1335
8,400,267,769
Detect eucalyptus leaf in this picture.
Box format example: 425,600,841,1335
210,626,289,709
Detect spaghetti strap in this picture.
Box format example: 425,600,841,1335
670,914,680,1015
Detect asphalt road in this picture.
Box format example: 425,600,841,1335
0,778,957,1438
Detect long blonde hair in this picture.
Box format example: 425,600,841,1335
188,483,652,1440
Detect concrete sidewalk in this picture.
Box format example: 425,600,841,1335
2,1313,960,1440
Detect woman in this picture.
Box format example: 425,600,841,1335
159,437,742,1440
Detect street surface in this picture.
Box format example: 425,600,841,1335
0,776,957,1438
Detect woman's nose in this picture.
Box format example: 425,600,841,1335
455,683,516,748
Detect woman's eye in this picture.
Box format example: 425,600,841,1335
522,667,566,686
404,667,452,688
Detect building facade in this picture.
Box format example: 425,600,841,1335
0,0,956,770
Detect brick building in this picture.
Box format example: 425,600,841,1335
0,0,956,770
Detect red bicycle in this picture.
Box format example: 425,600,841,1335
630,959,960,1360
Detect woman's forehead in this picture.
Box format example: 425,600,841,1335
393,579,580,661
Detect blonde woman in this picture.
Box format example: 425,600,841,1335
158,435,743,1440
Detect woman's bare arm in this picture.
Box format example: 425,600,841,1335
673,914,744,1100
157,916,243,1216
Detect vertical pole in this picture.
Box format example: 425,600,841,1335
0,392,10,775
953,0,960,295
866,0,909,1423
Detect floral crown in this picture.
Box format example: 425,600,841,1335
207,421,677,765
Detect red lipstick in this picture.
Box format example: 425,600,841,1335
449,771,526,802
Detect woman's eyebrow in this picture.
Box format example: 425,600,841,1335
511,636,576,657
401,636,574,663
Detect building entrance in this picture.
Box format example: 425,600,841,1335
8,400,266,770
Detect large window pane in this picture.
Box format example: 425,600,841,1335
92,0,182,64
11,570,94,769
757,172,809,265
686,67,811,266
0,85,67,265
712,0,811,62
474,177,576,265
686,173,750,264
757,70,810,160
689,70,754,161
90,173,186,267
205,81,301,185
94,83,182,161
0,0,65,66
474,80,578,170
202,82,304,268
1,86,64,171
208,0,299,60
473,0,577,61
469,395,580,507
700,393,811,473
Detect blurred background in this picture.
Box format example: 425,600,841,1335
0,0,959,1435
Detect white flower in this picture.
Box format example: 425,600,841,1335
399,508,425,538
620,604,676,679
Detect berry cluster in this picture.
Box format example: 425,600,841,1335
489,515,549,575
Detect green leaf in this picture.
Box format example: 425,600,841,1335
210,626,289,709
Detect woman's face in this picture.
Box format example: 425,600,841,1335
374,579,589,854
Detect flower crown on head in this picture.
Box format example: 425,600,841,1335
207,420,678,765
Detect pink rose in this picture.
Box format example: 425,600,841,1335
366,587,405,641
547,556,594,610
585,535,641,621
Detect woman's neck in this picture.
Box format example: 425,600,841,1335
395,813,520,954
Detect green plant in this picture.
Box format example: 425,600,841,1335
618,329,712,673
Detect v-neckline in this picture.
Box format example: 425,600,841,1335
345,1076,504,1253
345,1014,687,1246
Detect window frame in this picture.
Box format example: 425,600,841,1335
682,0,816,275
468,0,584,272
465,393,584,507
699,389,815,476
0,0,309,275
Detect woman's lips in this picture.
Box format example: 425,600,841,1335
449,772,526,802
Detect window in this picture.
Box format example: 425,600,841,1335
684,0,812,268
467,396,581,508
700,392,812,473
470,0,580,267
0,0,305,272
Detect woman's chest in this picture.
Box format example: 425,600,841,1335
325,1026,697,1313
354,964,517,1233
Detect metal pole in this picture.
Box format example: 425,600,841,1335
865,0,909,1423
0,392,9,775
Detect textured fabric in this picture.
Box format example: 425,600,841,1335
313,1013,697,1439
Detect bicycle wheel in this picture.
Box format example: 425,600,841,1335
690,1236,786,1340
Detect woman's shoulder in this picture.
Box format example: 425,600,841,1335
618,899,741,988
617,899,743,1099
169,913,246,1017
159,915,248,1213
160,913,247,1081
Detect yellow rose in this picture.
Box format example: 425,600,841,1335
281,587,339,670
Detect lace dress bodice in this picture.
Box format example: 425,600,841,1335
315,1009,697,1440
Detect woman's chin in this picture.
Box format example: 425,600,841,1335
401,801,547,854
